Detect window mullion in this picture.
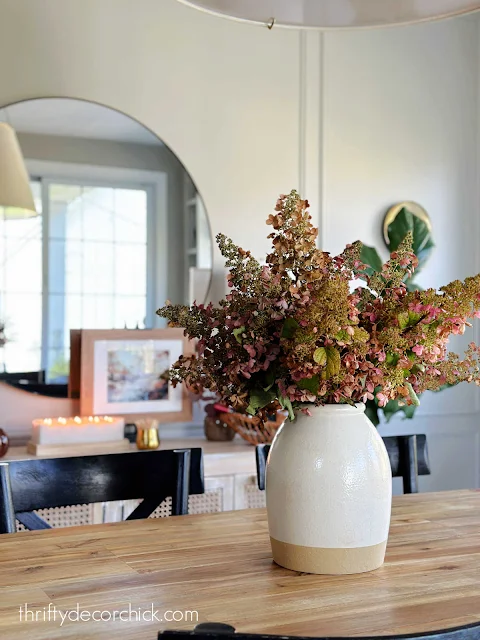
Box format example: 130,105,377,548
40,179,50,375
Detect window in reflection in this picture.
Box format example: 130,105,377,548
0,180,149,381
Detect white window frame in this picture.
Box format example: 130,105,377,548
26,159,168,376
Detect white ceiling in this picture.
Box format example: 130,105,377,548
0,98,162,146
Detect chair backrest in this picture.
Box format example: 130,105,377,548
159,621,480,640
0,448,204,534
0,370,45,383
2,381,69,398
256,434,430,494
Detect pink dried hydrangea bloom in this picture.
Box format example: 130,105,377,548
158,191,480,420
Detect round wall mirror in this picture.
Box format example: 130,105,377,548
0,98,212,394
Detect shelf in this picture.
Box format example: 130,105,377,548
5,437,257,478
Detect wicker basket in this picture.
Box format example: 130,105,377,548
221,411,286,445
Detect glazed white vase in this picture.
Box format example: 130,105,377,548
266,403,392,575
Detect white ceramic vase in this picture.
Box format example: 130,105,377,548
266,403,392,575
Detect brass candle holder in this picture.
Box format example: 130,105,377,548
136,419,160,450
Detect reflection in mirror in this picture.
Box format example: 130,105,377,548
0,98,212,392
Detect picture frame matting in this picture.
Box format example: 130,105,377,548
79,328,193,422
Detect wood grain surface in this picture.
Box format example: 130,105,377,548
1,490,480,639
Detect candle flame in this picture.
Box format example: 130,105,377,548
35,415,118,429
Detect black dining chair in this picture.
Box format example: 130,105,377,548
0,448,204,534
159,621,480,640
256,434,430,494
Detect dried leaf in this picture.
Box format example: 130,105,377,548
313,347,327,365
325,347,341,379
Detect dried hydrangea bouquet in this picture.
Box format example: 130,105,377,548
158,191,480,575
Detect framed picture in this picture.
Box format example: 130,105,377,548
79,329,193,422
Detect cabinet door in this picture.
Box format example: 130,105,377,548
234,474,266,510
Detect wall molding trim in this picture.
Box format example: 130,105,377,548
298,31,325,247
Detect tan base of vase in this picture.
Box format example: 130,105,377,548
270,536,387,575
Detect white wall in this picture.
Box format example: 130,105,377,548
0,0,479,491
322,19,478,280
0,383,78,445
18,133,168,172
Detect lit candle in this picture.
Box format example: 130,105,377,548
31,415,125,445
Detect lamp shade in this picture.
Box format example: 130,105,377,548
0,123,36,219
176,0,480,29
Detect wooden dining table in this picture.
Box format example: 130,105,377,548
1,490,480,640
